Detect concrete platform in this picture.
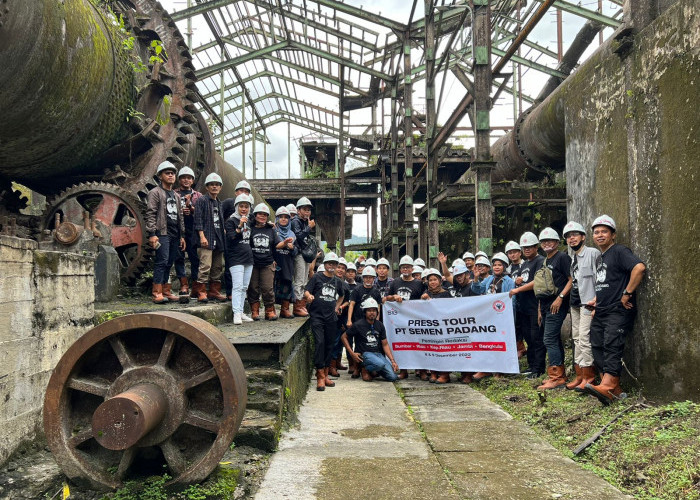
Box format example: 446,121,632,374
255,376,632,500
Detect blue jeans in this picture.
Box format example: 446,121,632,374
230,264,253,314
362,352,398,381
541,307,567,367
153,235,181,284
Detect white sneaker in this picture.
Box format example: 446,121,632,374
240,313,254,323
233,313,242,325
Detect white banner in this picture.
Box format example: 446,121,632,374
383,293,519,373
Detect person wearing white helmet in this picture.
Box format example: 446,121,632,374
469,256,492,294
347,266,382,330
583,215,645,405
345,261,358,286
413,258,426,269
503,241,526,358
221,179,253,299
412,265,424,281
286,203,297,217
507,231,546,377
291,197,316,317
191,172,226,302
173,166,203,301
341,298,399,382
384,255,425,380
533,227,573,391
304,252,346,391
462,252,476,279
559,221,600,391
272,206,297,320
328,257,351,376
420,268,456,384
374,257,393,300
146,161,186,304
437,252,472,297
224,194,255,324
365,257,377,268
246,204,292,322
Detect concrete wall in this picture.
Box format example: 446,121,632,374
0,236,94,465
564,0,700,400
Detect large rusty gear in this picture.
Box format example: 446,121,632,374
42,182,151,284
43,312,247,491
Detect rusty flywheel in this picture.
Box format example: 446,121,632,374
43,312,247,490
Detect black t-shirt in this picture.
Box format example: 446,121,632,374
165,190,180,237
508,262,524,279
250,225,280,267
426,288,452,299
211,204,224,250
388,278,424,301
177,188,195,230
375,278,393,299
540,251,572,311
345,318,387,355
306,272,343,319
571,253,581,307
224,214,253,265
518,255,545,312
595,244,643,310
350,285,382,322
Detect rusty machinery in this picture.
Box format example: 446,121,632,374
43,312,247,490
0,0,256,282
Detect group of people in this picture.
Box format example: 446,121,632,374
145,161,646,405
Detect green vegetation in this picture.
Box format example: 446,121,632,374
470,354,700,499
95,310,128,324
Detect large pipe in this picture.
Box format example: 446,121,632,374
0,0,133,188
489,20,604,182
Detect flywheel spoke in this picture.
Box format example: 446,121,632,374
157,333,177,366
182,367,217,391
108,336,134,369
184,411,221,434
116,448,136,480
66,376,109,397
160,438,187,475
92,194,120,226
68,428,94,448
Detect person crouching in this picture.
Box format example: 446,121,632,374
342,298,399,382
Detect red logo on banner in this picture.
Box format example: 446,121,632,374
392,342,506,352
492,300,506,312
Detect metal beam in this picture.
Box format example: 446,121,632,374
310,0,407,33
195,41,290,79
491,47,567,78
171,0,234,21
286,41,393,81
533,0,621,27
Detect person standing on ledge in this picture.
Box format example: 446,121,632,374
584,215,646,405
193,173,227,303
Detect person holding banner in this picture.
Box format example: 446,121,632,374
304,252,345,391
384,255,425,379
509,232,546,378
420,268,454,384
437,253,473,298
505,241,527,359
341,298,399,382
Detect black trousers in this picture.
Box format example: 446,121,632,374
519,310,545,374
589,305,635,377
311,315,337,369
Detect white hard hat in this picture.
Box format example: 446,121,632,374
286,203,297,215
323,252,339,264
205,173,223,185
539,227,560,241
338,257,347,265
519,232,539,247
362,266,377,277
296,196,312,208
317,264,325,273
234,193,251,206
276,206,290,217
453,264,468,276
491,252,509,266
156,160,177,174
253,203,270,215
413,258,426,267
413,266,424,275
562,221,586,237
361,297,380,310
235,180,251,192
505,240,522,253
399,255,414,267
592,214,616,231
451,258,466,268
475,251,488,259
376,257,390,268
178,166,195,178
462,252,475,260
346,262,357,271
365,258,377,267
475,256,491,267
423,268,441,280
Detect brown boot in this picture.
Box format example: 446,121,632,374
584,373,622,405
537,365,567,390
265,305,278,321
397,369,408,380
194,281,208,303
418,369,429,381
316,368,325,391
207,281,227,302
517,340,527,358
473,372,492,382
429,371,438,383
435,372,451,384
328,359,340,377
324,367,335,387
162,283,179,302
459,372,473,384
250,302,261,321
566,364,583,390
361,367,374,382
152,284,168,304
280,300,294,319
575,366,596,392
293,299,309,317
178,277,190,304
336,355,348,370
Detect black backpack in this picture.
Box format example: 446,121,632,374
300,234,318,263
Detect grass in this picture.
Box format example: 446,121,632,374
469,354,700,499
